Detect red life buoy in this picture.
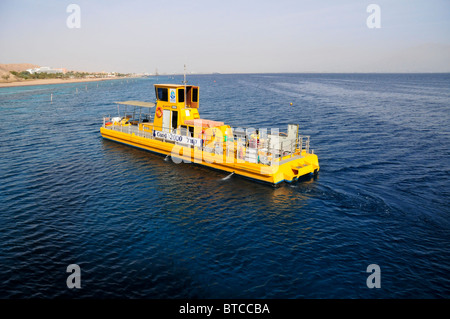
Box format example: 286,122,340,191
156,106,163,118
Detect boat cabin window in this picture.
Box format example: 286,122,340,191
178,89,185,103
156,88,168,102
192,88,198,103
171,111,178,130
188,126,194,137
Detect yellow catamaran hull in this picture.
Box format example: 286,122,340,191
100,126,319,186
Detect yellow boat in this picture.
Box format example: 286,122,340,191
100,83,319,186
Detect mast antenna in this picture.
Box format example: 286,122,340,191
183,64,187,107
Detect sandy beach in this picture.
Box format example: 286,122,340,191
0,77,126,88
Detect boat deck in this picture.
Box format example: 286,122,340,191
101,120,312,167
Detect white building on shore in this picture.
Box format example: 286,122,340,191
26,67,67,74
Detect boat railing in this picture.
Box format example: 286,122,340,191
298,135,310,155
102,117,313,165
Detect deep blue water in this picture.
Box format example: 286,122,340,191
0,74,449,299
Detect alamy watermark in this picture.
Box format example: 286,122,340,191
366,264,381,288
66,4,81,29
66,264,81,289
367,4,381,29
64,263,380,291
168,126,281,175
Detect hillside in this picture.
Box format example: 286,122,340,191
0,67,19,82
0,63,40,83
0,63,40,72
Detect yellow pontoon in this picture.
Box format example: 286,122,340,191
100,83,319,186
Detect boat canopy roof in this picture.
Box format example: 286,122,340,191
154,84,191,88
115,101,155,108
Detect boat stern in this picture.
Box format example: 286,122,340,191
272,152,319,185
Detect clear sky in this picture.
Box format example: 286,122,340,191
0,0,449,73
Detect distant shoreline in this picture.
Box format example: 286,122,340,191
0,77,128,88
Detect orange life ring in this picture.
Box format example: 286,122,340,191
156,106,163,118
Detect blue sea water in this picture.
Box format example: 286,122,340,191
0,74,449,299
